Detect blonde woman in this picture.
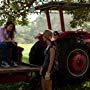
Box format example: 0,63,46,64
40,30,56,90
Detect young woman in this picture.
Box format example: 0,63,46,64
40,30,56,90
0,21,16,42
0,21,18,67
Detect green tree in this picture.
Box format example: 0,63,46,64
0,0,90,28
0,0,34,26
16,25,35,43
66,6,90,28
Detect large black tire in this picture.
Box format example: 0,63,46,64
56,39,90,86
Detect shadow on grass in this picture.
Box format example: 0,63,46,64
61,80,90,90
0,79,90,90
0,82,33,90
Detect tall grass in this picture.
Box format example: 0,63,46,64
18,44,33,63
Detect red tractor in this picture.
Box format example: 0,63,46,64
0,1,90,89
34,1,90,86
56,30,90,85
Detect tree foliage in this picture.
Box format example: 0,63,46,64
66,7,90,28
16,13,73,43
64,0,90,28
32,0,90,28
0,0,32,26
0,0,90,28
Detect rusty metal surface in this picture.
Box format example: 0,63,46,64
0,65,40,74
35,1,90,11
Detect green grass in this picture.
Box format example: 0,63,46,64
0,82,32,90
18,44,33,63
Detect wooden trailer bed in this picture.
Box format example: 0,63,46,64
0,46,40,83
0,64,40,74
0,64,40,83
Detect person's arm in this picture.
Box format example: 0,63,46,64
4,34,16,45
0,28,5,42
47,46,55,73
45,46,55,80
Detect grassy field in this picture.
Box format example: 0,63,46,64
18,44,33,64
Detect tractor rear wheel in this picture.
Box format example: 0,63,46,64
57,42,90,85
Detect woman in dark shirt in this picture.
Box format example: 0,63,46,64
29,33,47,66
40,30,56,90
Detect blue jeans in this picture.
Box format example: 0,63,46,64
0,42,9,63
0,42,18,64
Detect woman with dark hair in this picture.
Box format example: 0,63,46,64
4,21,16,40
0,21,18,67
29,33,47,66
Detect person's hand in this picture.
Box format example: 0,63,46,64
45,72,50,80
11,42,17,45
4,38,13,42
4,39,11,42
40,67,43,75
